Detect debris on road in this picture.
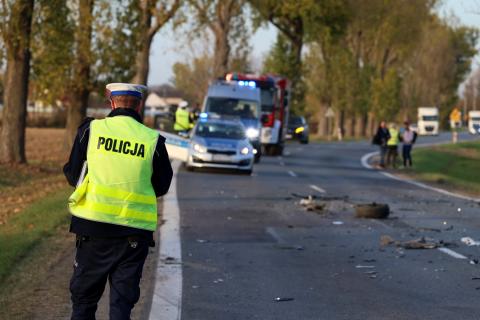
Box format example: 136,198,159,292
298,195,326,212
363,259,376,263
274,297,295,302
461,237,480,246
380,235,448,249
417,227,442,233
332,221,344,225
196,239,209,243
470,259,478,265
355,203,389,219
274,244,305,251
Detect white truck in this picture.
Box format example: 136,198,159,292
417,107,439,135
468,110,480,134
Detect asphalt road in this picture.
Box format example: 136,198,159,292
176,132,480,320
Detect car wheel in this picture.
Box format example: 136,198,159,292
254,153,261,163
354,203,390,219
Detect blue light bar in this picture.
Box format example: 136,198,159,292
248,81,256,88
199,112,208,119
238,80,245,86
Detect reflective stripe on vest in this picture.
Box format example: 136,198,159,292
387,128,399,146
174,108,190,131
68,116,159,231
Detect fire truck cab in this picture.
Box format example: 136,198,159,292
225,73,290,156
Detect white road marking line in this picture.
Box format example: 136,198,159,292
360,151,378,169
437,247,468,260
266,227,285,243
284,151,291,156
360,149,480,202
309,184,326,194
287,170,297,177
149,161,182,320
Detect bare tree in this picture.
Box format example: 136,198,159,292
0,0,35,163
64,0,94,149
131,0,181,85
189,0,246,78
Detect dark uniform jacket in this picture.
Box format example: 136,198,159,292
63,108,173,240
373,127,391,147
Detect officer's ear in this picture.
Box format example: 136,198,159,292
136,98,145,114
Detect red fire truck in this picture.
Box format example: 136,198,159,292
225,73,290,156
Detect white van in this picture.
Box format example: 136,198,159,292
417,107,439,135
203,81,263,162
468,110,480,134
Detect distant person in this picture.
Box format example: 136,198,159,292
190,101,201,123
174,101,192,134
386,123,400,168
401,121,417,167
372,121,390,168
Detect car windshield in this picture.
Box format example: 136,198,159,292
206,97,259,119
422,115,438,121
260,88,275,113
289,116,304,126
195,122,245,139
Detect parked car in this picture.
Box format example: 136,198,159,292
185,117,255,174
287,116,309,144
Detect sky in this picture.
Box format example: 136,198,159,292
147,0,480,86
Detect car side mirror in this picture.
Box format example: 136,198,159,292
261,114,269,124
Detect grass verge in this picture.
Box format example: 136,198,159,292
408,141,480,195
0,189,71,283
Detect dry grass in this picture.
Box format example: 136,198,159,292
0,128,69,225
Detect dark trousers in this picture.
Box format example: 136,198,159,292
379,145,388,166
403,144,413,167
386,145,398,168
70,236,149,320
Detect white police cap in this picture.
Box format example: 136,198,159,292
106,83,148,99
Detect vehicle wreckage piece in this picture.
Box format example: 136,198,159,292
355,203,390,219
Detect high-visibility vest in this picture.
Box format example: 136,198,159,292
68,116,160,231
387,128,399,146
174,108,190,131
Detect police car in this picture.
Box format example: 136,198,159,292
184,115,254,174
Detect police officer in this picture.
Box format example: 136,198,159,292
174,101,192,133
64,83,173,320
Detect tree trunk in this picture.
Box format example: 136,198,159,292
132,37,153,85
315,104,329,137
65,0,94,149
290,33,304,113
0,0,34,164
345,115,355,138
367,112,377,138
132,0,153,85
213,28,230,78
355,112,368,137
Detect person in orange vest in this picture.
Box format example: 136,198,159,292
64,83,173,320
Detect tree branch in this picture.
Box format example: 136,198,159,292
148,0,181,38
